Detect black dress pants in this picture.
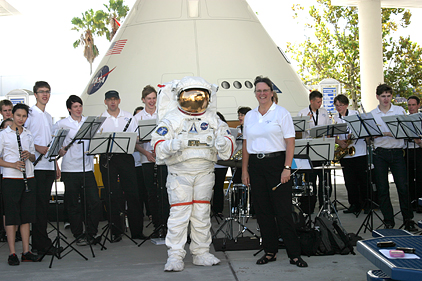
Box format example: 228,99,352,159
100,154,143,236
61,172,101,238
248,153,301,258
340,155,368,207
32,170,55,251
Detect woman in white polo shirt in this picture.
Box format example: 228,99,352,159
242,76,307,267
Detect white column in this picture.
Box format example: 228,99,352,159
358,0,383,112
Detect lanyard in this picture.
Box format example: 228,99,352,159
309,105,319,126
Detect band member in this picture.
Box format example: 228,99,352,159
0,103,40,265
53,95,102,245
242,76,307,267
297,91,332,213
152,76,234,272
134,85,168,237
333,95,368,214
406,96,422,213
99,90,144,241
0,99,13,120
370,84,417,231
25,81,62,255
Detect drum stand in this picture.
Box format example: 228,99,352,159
212,168,259,243
317,164,342,225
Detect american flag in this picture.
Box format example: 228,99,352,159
105,39,127,56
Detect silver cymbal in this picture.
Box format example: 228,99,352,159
313,165,343,169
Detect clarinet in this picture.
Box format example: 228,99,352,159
123,118,132,132
16,128,30,192
33,141,51,167
56,137,77,161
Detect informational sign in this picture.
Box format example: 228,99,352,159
322,87,337,114
9,97,26,105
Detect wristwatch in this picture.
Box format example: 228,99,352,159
284,166,291,170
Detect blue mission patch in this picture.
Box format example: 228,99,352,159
200,122,209,130
156,126,168,136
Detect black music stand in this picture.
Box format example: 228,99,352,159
60,116,106,258
39,129,89,268
309,123,348,138
135,120,169,247
343,113,383,234
88,132,138,249
382,114,421,230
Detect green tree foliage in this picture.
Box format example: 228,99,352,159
71,9,108,74
286,0,422,107
96,0,130,41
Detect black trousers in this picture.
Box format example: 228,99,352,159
373,148,413,226
135,166,150,219
142,163,169,228
100,154,143,236
340,155,368,207
249,153,301,258
32,170,55,251
61,172,101,238
405,148,422,206
212,167,228,214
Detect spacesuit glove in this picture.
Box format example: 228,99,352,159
171,139,182,152
215,136,227,150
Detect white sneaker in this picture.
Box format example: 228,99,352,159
164,256,184,272
192,252,220,266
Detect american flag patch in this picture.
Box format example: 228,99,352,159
105,39,127,56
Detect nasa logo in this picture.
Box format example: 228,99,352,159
156,126,168,136
200,122,208,130
87,65,116,95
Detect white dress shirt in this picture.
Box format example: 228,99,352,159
370,104,406,149
25,105,54,170
53,115,94,172
243,103,295,154
0,127,35,178
297,106,331,138
134,108,157,163
333,109,367,158
99,109,137,133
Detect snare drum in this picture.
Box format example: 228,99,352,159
231,184,251,218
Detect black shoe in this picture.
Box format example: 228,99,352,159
8,253,20,266
87,235,101,245
38,245,64,256
132,233,148,240
364,206,370,214
384,223,394,229
21,251,41,262
76,237,88,246
111,234,123,243
343,205,359,214
404,220,418,232
416,206,422,214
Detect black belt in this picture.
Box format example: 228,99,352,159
250,151,284,159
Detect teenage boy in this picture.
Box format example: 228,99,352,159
370,84,417,231
25,81,62,255
53,95,102,246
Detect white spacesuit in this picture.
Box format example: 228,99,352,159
151,76,235,272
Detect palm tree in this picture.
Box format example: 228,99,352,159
97,0,130,41
71,9,107,74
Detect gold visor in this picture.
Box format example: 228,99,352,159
178,89,209,113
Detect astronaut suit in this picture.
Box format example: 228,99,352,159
151,76,235,272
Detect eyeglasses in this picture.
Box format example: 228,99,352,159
255,89,271,94
334,103,347,107
37,90,50,94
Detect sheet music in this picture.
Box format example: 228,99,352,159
343,112,383,138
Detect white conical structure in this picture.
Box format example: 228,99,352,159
81,0,309,120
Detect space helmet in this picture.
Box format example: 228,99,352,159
175,76,212,114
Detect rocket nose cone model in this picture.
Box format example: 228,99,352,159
81,0,309,120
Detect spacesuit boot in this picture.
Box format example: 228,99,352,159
192,252,220,266
164,254,185,272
